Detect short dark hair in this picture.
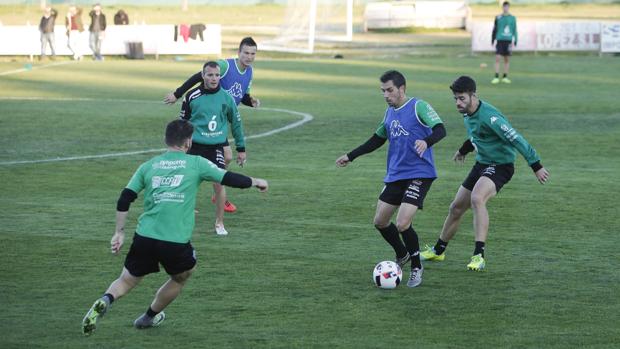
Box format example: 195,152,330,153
239,37,257,51
165,119,193,147
502,1,510,6
450,76,477,94
380,70,406,88
202,60,219,71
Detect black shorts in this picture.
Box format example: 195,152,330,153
124,233,196,277
462,162,514,193
188,142,226,169
496,40,512,56
379,178,434,208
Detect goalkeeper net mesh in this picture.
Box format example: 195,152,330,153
261,0,353,54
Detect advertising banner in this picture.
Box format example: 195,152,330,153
472,20,602,52
601,22,620,53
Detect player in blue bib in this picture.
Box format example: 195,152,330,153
218,56,254,106
336,70,446,288
164,37,260,213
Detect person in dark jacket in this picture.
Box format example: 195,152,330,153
88,3,107,60
39,6,58,60
114,9,129,25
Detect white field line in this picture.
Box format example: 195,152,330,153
0,98,313,166
0,60,76,76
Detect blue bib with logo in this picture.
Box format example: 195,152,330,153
220,58,253,105
383,98,437,182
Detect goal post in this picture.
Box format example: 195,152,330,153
261,0,354,54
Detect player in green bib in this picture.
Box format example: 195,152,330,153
492,1,518,84
180,61,246,236
164,37,260,214
420,76,549,271
81,119,268,335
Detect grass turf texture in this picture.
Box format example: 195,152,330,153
1,49,620,348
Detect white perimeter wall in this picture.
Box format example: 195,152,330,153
0,24,221,56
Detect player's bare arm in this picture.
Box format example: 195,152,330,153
111,211,128,254
113,188,138,254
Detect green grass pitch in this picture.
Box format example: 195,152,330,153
1,51,619,348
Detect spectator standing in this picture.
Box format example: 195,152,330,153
39,6,58,60
89,3,107,61
65,6,84,60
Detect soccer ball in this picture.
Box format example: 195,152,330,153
372,261,402,289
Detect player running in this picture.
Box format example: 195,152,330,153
164,37,260,213
420,76,549,271
81,119,267,335
336,70,446,288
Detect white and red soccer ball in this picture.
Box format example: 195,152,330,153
372,261,402,289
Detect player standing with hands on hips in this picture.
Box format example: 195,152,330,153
81,119,268,335
336,70,446,288
420,76,549,271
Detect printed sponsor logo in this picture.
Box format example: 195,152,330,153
153,160,186,170
201,130,224,137
152,175,184,189
490,116,498,124
390,120,409,137
405,180,422,199
501,124,519,141
152,192,185,204
427,106,440,121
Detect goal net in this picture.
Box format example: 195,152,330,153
261,0,353,54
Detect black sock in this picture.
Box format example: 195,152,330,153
433,238,448,255
376,223,408,258
503,73,507,78
103,293,115,304
474,241,485,257
146,307,159,318
495,73,499,78
399,226,422,269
